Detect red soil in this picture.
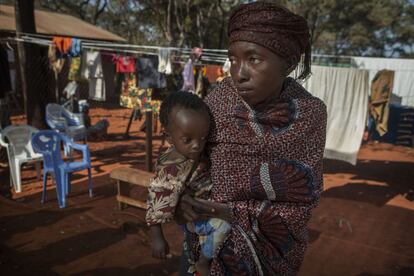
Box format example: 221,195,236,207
1,103,413,275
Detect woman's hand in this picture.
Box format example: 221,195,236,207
174,194,202,224
192,198,233,221
175,194,233,223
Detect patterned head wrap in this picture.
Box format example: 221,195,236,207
228,2,311,79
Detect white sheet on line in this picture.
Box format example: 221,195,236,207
81,51,106,101
352,56,414,107
302,65,369,165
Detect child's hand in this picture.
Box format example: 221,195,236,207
152,237,170,259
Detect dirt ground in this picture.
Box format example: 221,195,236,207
1,103,413,276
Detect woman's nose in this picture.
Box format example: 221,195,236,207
233,62,249,83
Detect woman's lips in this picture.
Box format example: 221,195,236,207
237,89,253,96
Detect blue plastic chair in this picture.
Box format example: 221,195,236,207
31,130,93,208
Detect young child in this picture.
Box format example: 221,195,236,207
145,91,231,276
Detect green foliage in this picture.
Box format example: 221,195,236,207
281,0,414,57
34,0,413,57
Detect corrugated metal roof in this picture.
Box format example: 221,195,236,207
0,4,125,42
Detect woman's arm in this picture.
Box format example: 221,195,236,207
175,195,233,222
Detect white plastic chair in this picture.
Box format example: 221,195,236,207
0,125,43,193
45,103,87,142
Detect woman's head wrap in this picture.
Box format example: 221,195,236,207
228,2,311,80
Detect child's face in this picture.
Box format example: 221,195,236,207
166,108,210,160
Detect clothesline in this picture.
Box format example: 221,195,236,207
11,31,229,54
2,35,228,64
7,32,413,64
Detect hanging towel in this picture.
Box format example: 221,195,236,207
303,65,369,165
68,57,81,81
158,48,172,75
114,55,136,73
370,70,394,136
135,55,166,89
80,51,105,101
69,38,81,57
181,59,195,92
81,51,104,79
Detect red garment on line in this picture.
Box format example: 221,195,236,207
113,55,136,73
205,65,223,83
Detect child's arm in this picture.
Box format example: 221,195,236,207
150,224,170,259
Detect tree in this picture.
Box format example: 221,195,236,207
37,0,108,25
32,0,414,57
275,0,414,57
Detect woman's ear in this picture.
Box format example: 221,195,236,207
286,56,298,75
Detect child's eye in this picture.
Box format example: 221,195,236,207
182,137,191,144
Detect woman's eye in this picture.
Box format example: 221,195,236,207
229,57,237,64
250,57,261,64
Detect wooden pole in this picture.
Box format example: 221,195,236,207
145,110,153,172
14,0,30,117
14,0,49,129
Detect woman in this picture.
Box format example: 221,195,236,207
176,2,327,275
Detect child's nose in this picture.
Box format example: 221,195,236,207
192,141,200,150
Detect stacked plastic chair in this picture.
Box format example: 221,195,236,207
31,130,93,208
0,125,43,193
45,103,87,142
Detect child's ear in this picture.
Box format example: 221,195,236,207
163,130,173,145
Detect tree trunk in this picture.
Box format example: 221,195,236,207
15,0,50,129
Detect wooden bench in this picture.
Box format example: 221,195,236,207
110,167,154,210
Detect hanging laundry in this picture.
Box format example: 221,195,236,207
63,81,78,98
205,64,223,83
101,55,117,101
181,59,195,92
113,55,136,73
52,36,72,57
158,48,172,75
81,51,104,79
370,70,394,136
68,57,81,81
120,73,141,109
48,44,65,74
69,38,81,57
353,56,414,107
194,66,210,99
135,55,166,89
80,51,105,101
303,65,369,165
222,58,231,74
217,58,231,82
181,47,203,92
